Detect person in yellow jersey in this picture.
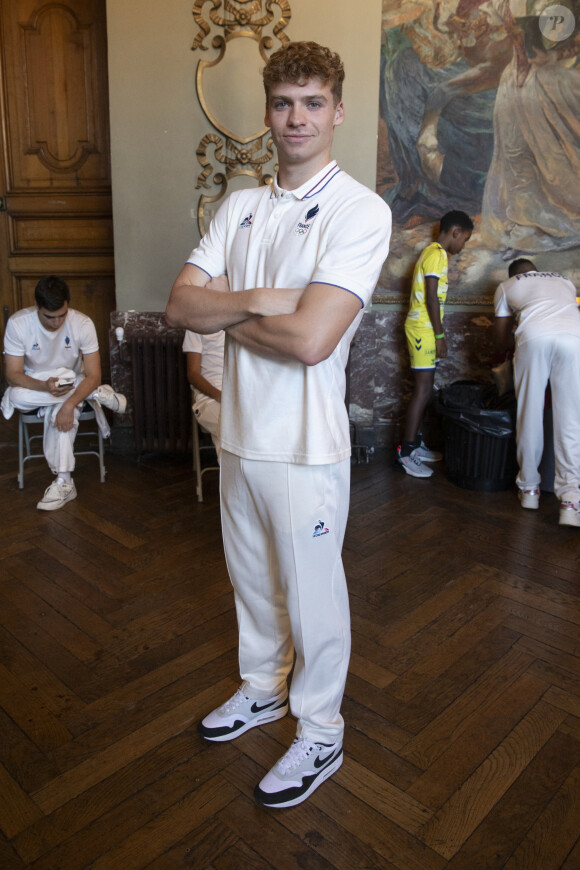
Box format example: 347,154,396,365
398,211,473,478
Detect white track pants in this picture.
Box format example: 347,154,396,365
514,335,580,503
1,369,109,475
220,451,351,744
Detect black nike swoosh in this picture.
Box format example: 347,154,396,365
251,700,276,713
314,748,341,769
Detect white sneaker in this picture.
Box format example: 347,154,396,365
95,385,127,414
519,488,540,510
254,736,343,809
396,446,433,478
198,687,288,742
559,501,580,527
37,479,77,511
414,441,443,463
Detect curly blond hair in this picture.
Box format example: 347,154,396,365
263,41,345,105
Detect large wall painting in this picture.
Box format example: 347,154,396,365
376,0,580,303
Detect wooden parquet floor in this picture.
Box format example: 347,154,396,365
1,415,580,869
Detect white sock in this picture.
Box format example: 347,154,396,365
57,472,71,484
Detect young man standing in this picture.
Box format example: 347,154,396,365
398,210,473,478
166,42,391,808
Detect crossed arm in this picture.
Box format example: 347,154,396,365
166,264,362,366
166,266,301,335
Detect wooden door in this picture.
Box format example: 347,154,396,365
0,0,115,380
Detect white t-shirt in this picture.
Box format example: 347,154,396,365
187,161,391,464
182,329,225,402
494,271,580,345
3,306,99,374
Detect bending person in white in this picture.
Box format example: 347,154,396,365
2,275,127,510
182,328,224,460
167,42,391,808
494,258,580,527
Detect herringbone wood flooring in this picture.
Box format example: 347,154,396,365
1,415,580,869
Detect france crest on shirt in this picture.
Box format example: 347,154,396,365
295,204,319,236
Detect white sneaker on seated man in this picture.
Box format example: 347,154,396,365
1,275,126,511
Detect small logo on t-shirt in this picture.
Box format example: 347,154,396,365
313,519,329,537
32,342,40,351
239,213,253,229
295,203,319,236
64,336,71,349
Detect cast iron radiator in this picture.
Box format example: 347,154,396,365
129,333,191,455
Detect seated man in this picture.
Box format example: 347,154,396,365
183,327,224,459
1,275,126,511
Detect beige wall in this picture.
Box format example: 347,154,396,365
106,0,383,311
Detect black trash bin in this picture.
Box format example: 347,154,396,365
435,382,518,492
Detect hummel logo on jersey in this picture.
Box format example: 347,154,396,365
239,213,253,228
295,203,319,236
313,519,329,537
414,337,422,351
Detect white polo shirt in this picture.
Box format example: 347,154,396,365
187,161,391,464
182,329,225,402
494,270,580,345
3,306,99,375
